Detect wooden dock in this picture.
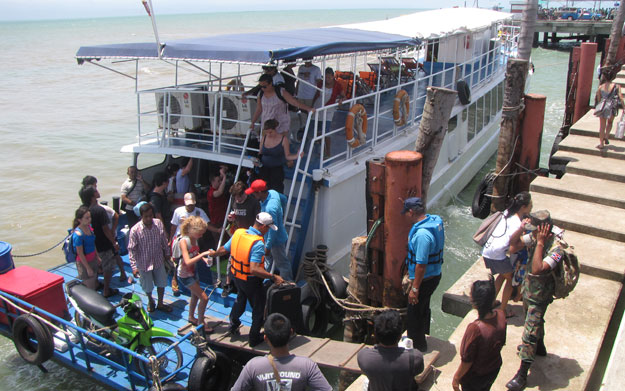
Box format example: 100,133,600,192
433,107,625,390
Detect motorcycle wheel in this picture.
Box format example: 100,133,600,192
136,337,183,380
73,311,104,347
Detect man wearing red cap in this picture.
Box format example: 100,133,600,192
245,179,292,281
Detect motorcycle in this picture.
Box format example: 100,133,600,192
65,279,182,380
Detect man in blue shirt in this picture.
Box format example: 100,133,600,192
246,179,293,281
403,197,445,352
209,212,285,347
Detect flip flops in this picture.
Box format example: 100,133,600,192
157,303,173,313
147,301,156,313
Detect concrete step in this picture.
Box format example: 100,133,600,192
569,109,604,137
530,174,625,209
424,274,623,391
564,230,625,282
442,232,625,320
559,133,625,160
531,192,625,242
601,298,625,391
551,149,625,182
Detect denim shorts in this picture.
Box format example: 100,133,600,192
483,256,514,275
178,272,199,288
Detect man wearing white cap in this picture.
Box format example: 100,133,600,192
209,212,285,347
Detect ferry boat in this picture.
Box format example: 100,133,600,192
74,7,518,276
0,7,520,391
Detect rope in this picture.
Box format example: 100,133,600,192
149,355,163,391
12,233,71,258
0,295,74,338
304,259,406,315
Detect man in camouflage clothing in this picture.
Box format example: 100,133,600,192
507,210,565,391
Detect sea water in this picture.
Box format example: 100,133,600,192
0,9,593,390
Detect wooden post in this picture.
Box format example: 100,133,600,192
491,59,529,212
414,87,456,206
515,94,546,193
573,43,598,124
517,0,538,61
603,1,625,71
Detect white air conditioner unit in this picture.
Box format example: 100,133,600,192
208,92,256,135
155,88,205,130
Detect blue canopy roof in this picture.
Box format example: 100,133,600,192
76,27,420,64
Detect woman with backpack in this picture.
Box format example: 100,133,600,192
594,70,625,149
481,192,532,318
249,73,314,136
175,216,213,331
72,205,101,290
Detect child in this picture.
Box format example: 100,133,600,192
175,216,213,331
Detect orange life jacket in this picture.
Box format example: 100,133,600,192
229,228,264,281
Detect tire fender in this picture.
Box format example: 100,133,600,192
12,314,54,365
188,352,232,391
323,269,348,299
457,80,471,105
471,172,495,219
301,299,329,338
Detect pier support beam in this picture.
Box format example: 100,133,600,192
382,151,422,309
573,42,597,124
515,94,546,193
492,59,529,212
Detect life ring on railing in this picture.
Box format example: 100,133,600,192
393,90,410,126
457,80,471,105
471,172,496,219
226,79,244,92
345,104,368,148
12,314,54,365
188,352,232,391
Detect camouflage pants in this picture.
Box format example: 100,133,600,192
517,298,550,363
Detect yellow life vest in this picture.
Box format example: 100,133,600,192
229,228,264,281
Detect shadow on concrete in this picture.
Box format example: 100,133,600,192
525,354,584,391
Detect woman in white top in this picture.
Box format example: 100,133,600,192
482,191,532,317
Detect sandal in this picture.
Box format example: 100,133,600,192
605,138,610,145
147,301,156,313
157,303,173,313
103,288,120,298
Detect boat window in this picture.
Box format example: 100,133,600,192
426,41,439,62
137,154,167,170
462,108,468,122
448,115,457,133
485,90,493,124
468,102,476,141
498,81,504,111
476,95,485,133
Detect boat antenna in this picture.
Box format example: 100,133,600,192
141,0,163,59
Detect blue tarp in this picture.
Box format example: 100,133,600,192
76,27,420,63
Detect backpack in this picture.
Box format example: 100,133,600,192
62,229,76,263
551,239,580,299
171,235,190,261
472,211,504,246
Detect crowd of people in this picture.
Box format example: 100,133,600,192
69,159,568,391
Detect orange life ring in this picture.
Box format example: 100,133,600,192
226,79,243,91
345,104,367,148
393,90,410,126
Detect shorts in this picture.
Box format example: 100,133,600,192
139,266,169,293
483,256,514,275
76,252,98,281
98,249,116,273
178,271,199,288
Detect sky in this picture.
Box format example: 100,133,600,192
0,0,613,21
0,0,499,21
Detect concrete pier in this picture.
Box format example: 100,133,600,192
433,108,625,390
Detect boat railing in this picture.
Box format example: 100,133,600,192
0,289,195,391
133,39,508,170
